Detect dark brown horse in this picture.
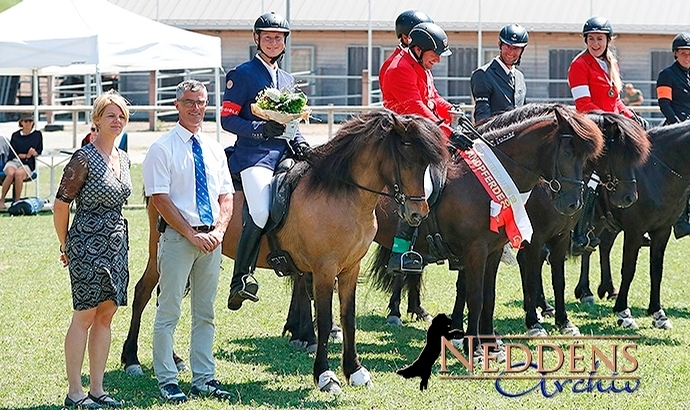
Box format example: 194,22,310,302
287,104,604,356
518,112,650,337
120,110,450,393
574,120,690,330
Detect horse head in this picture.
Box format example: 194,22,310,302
587,112,650,209
478,104,603,217
386,112,449,226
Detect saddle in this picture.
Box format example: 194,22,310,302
225,146,306,277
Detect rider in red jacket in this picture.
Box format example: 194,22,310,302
380,22,472,274
568,16,636,254
379,10,433,93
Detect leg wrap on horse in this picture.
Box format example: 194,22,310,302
572,186,600,255
387,219,423,275
228,203,263,310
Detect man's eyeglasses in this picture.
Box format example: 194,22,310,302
178,99,208,108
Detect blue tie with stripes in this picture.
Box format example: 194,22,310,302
191,135,214,226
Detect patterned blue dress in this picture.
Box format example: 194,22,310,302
56,144,132,310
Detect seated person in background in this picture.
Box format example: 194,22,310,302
1,113,43,207
81,124,97,147
621,83,644,106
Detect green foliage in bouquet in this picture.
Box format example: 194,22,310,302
255,87,308,114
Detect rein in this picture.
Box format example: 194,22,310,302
649,152,684,180
341,141,426,207
456,111,583,195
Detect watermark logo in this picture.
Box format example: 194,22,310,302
439,335,640,397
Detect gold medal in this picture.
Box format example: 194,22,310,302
427,100,435,110
608,88,615,98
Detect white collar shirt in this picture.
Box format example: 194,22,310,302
257,53,278,87
142,123,234,226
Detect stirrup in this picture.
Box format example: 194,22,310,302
397,250,424,274
228,274,259,311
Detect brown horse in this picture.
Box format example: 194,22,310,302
574,120,690,330
287,104,604,357
120,110,449,393
518,112,650,337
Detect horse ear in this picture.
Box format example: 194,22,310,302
391,112,409,138
553,107,569,129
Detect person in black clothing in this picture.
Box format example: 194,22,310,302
1,113,43,207
471,24,529,123
657,32,690,238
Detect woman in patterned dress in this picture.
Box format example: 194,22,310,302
53,90,132,408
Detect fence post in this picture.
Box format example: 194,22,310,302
328,103,334,139
149,71,156,131
361,69,369,107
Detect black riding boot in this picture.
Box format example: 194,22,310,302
572,186,600,255
228,205,263,311
386,219,423,275
673,198,690,240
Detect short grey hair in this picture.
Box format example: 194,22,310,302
176,80,207,100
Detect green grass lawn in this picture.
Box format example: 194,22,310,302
2,183,690,408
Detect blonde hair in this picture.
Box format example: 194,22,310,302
91,90,130,124
602,48,622,92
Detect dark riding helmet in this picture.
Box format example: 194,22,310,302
499,24,529,47
672,32,690,51
395,10,434,39
254,11,290,36
582,16,613,38
408,22,452,57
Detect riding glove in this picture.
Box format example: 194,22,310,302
292,141,312,161
449,130,474,151
263,120,285,139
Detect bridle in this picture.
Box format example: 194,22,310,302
457,111,584,197
595,118,638,192
343,140,427,207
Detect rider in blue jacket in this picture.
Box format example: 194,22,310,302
221,11,310,310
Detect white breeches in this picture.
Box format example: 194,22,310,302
240,166,274,228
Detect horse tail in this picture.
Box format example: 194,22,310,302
366,245,398,293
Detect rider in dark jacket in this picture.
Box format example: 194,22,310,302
657,32,690,238
221,12,310,310
470,24,529,123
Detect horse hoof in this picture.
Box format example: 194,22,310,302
386,315,403,326
289,339,308,350
306,343,318,354
330,330,343,343
652,309,673,329
615,308,639,330
124,364,144,376
349,367,373,387
526,324,548,338
541,306,556,318
559,321,581,336
317,370,342,394
580,295,595,305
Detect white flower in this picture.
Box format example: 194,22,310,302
264,88,282,103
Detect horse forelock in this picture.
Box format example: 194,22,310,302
590,112,651,166
554,106,603,160
394,114,449,169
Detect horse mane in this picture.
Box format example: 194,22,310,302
586,111,651,166
303,110,448,197
477,103,603,159
647,120,690,149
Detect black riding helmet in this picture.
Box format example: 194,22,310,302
254,11,290,35
499,24,529,47
672,32,690,52
582,16,613,39
395,10,433,40
253,12,290,64
408,22,452,57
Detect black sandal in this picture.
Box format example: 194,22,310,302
88,392,122,408
64,395,102,409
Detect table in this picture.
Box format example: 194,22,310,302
35,150,73,201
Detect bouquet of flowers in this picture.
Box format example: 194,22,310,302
251,87,310,124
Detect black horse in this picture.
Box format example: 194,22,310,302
574,120,690,330
282,104,603,357
518,112,650,337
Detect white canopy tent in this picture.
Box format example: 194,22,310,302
0,0,223,137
